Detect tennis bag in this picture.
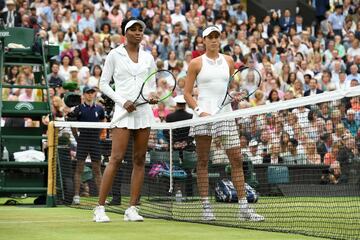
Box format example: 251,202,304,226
148,161,187,179
215,179,258,203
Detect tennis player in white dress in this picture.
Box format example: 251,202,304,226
184,26,264,222
94,18,157,223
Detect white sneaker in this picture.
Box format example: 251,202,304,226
202,207,216,221
124,206,144,222
239,206,264,222
93,205,110,223
72,195,80,205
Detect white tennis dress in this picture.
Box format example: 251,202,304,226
99,45,156,129
190,54,240,149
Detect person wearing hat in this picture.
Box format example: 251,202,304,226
248,139,262,164
184,25,264,222
0,0,21,27
71,85,105,207
96,18,156,222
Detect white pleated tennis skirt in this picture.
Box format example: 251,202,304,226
189,120,240,150
111,104,154,129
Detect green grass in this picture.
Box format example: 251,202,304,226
65,196,360,240
0,206,323,240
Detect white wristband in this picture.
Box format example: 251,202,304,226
194,106,203,116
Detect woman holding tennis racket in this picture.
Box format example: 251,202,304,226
93,18,158,223
184,26,264,222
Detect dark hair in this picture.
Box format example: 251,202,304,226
101,23,111,32
268,89,280,102
92,64,102,75
308,110,317,121
289,138,298,147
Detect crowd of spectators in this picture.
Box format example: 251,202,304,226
1,0,360,183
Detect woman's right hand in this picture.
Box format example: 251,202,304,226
199,112,211,117
123,100,136,113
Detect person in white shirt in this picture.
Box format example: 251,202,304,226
248,139,263,164
94,18,157,223
346,64,360,87
171,4,187,31
184,25,264,222
346,38,360,58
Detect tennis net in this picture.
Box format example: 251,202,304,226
53,87,360,240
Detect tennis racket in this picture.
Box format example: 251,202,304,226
110,69,176,126
215,66,262,114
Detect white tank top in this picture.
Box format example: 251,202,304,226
196,54,231,115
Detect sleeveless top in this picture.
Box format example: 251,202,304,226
195,53,231,115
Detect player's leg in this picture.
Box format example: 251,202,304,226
98,128,130,204
124,128,150,222
89,140,103,193
225,144,264,222
73,160,85,204
73,139,87,205
94,128,130,223
195,135,214,220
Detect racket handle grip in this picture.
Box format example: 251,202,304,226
109,110,128,128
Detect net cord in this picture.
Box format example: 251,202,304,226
55,86,360,130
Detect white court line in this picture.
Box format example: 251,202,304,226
0,219,121,224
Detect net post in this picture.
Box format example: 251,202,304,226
46,121,58,207
168,128,173,193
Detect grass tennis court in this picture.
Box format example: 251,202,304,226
0,205,323,240
1,196,359,240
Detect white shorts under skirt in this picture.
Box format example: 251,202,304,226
189,120,240,150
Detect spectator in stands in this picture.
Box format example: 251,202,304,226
279,9,294,33
281,138,306,164
343,109,359,136
328,4,345,37
317,133,333,162
250,90,265,107
59,55,72,81
324,141,341,165
0,0,21,27
267,89,281,103
184,25,264,222
304,78,323,96
247,139,262,164
305,139,321,164
263,142,283,164
321,161,343,184
47,62,65,89
71,86,105,206
18,88,34,102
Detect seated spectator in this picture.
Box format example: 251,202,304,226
250,90,265,106
324,142,341,165
148,130,168,151
266,89,281,104
321,161,343,184
47,62,65,88
280,138,306,165
239,135,250,156
153,102,171,122
305,139,321,164
247,139,262,164
343,109,360,137
317,133,333,162
263,142,283,164
304,78,323,96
